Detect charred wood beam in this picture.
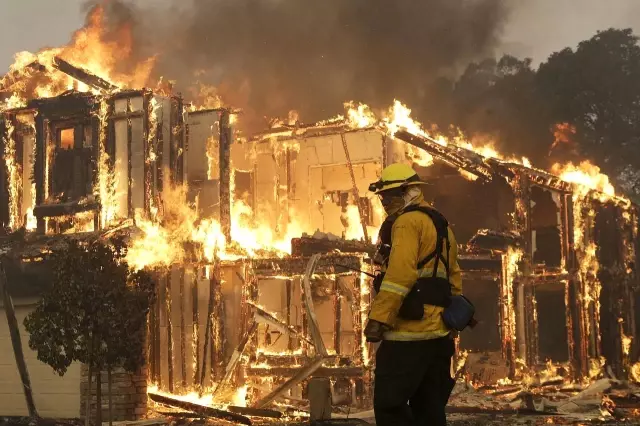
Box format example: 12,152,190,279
334,278,341,354
199,266,217,392
251,356,326,408
394,130,494,182
0,119,8,229
154,272,163,388
227,406,283,419
179,269,187,388
458,257,502,272
525,283,539,366
254,354,353,367
500,254,516,376
192,272,200,388
564,195,586,379
143,93,151,216
247,365,363,378
166,272,174,393
249,301,314,346
251,254,366,279
212,262,225,381
34,114,45,233
381,134,388,168
155,411,204,419
157,103,164,194
147,392,251,425
219,110,232,244
285,149,292,219
302,254,328,356
286,279,293,351
176,96,185,185
504,163,573,193
213,321,258,394
33,199,99,218
27,92,97,118
169,98,177,184
511,172,538,367
459,271,499,281
291,236,376,257
91,113,100,230
148,285,157,384
339,132,369,242
467,229,522,252
127,109,133,218
51,57,117,93
526,272,571,285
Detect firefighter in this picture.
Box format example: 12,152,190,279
364,162,464,426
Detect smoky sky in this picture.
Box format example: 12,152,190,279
91,0,509,130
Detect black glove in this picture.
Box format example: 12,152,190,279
364,319,390,343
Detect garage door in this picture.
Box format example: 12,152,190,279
0,304,81,418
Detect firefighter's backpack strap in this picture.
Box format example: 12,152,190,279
404,205,450,278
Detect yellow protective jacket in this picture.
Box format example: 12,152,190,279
368,196,462,341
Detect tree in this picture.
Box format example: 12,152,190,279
449,55,554,163
538,28,640,192
24,238,155,426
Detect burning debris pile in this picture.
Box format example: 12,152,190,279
1,3,640,425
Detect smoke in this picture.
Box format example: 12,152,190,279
90,0,510,131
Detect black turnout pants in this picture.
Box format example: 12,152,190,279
374,336,455,426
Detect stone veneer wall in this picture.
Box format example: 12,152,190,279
80,365,149,421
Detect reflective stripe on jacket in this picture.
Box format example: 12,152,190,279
368,196,462,341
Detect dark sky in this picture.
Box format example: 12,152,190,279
1,0,640,72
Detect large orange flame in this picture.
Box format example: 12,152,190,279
1,4,154,110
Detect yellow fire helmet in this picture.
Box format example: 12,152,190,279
368,163,428,194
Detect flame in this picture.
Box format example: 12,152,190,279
343,100,536,172
343,204,363,240
552,161,616,199
571,183,602,349
344,101,377,129
600,394,617,418
187,83,224,112
125,174,308,270
45,211,95,235
148,385,214,407
126,184,198,270
148,382,248,409
25,117,37,231
622,329,632,357
206,135,218,181
96,100,121,227
405,144,434,168
455,350,469,375
3,120,21,229
588,356,606,381
359,269,372,367
502,248,522,361
232,385,248,407
1,4,154,107
550,122,577,155
147,97,161,218
631,362,640,383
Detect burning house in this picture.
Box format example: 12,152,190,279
1,35,640,424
